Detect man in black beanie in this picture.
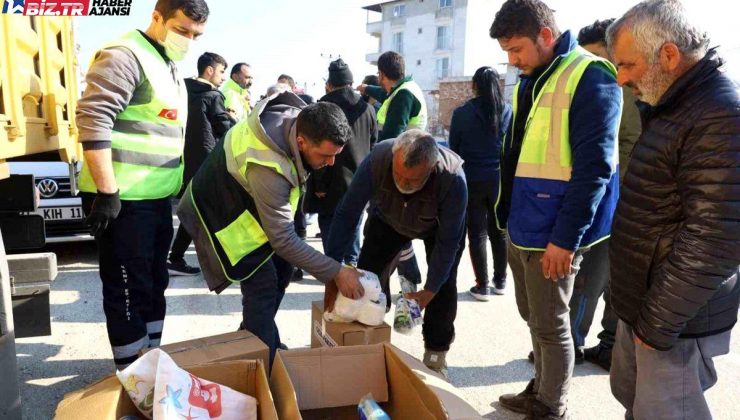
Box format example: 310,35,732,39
306,59,377,265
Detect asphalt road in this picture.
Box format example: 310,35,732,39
14,219,740,419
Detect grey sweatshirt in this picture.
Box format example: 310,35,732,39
244,94,342,283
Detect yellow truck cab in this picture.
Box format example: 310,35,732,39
0,14,80,419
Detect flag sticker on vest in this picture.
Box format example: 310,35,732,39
158,108,179,121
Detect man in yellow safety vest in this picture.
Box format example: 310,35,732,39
77,0,209,370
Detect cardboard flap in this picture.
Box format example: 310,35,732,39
54,375,131,420
383,345,446,419
391,346,484,419
270,354,303,420
279,344,389,411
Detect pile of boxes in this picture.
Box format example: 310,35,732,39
55,302,481,419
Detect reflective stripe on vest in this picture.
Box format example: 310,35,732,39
514,47,618,182
78,30,187,200
195,121,300,279
377,80,428,131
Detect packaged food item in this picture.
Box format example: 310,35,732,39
117,349,257,420
393,297,423,335
324,269,387,326
358,393,390,420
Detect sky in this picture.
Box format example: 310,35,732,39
74,0,739,100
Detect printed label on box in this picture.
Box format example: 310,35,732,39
312,320,338,347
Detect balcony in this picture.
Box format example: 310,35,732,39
366,20,383,37
366,51,381,64
435,7,453,20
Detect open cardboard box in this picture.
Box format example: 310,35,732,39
55,359,278,420
311,300,391,348
270,343,482,419
140,330,270,369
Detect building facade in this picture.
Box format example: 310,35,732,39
363,0,503,134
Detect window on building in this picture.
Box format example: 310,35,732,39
417,59,422,65
436,57,450,79
393,4,406,17
439,0,452,8
393,32,404,54
436,26,450,50
418,27,423,34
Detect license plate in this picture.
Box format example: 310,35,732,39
35,206,84,221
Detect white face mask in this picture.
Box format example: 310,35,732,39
162,29,191,61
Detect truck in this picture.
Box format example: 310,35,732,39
0,14,81,419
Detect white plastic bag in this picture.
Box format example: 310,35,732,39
117,349,257,420
324,269,387,326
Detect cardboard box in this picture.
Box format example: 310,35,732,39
55,359,278,420
270,343,457,420
310,300,390,348
140,330,269,369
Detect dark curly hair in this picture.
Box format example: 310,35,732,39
297,102,352,147
489,0,559,41
577,18,615,46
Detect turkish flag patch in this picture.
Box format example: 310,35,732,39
158,109,178,120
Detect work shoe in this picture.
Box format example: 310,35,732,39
527,349,583,364
167,259,201,276
423,350,449,380
525,399,570,420
278,343,289,351
469,285,494,301
498,378,537,414
492,275,507,295
291,268,304,282
583,344,612,371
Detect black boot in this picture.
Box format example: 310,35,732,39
499,378,537,414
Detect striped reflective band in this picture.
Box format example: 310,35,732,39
112,149,181,168
113,119,184,138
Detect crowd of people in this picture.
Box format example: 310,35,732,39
75,0,739,419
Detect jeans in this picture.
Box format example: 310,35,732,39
466,180,508,286
239,254,293,367
82,195,172,369
569,239,617,348
610,320,730,420
318,212,360,266
508,239,584,416
358,214,464,351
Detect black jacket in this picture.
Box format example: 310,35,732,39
306,87,377,214
609,49,740,350
183,78,236,186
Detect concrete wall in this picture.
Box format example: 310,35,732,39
438,79,473,130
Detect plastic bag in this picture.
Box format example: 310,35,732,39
393,297,423,335
358,393,391,420
117,349,257,420
324,269,387,326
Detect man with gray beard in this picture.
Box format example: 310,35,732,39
607,1,740,418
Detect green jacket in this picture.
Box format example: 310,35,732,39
366,76,423,140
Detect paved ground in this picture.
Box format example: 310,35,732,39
14,218,740,419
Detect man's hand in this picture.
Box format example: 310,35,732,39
314,192,327,198
540,242,575,281
355,84,368,95
326,266,364,313
85,190,121,238
634,335,655,351
404,289,436,309
227,108,237,119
